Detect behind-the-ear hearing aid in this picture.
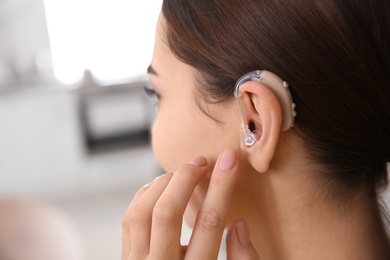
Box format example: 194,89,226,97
234,70,296,146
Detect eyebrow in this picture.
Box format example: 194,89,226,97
147,65,158,76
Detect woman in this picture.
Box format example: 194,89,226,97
122,0,390,259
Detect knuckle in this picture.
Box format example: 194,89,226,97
127,202,152,226
152,200,181,225
121,214,130,230
197,208,224,232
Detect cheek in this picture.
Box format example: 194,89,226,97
151,112,193,172
151,106,240,172
151,116,173,172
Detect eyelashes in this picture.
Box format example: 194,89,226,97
143,83,161,99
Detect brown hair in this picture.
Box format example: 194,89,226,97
162,0,390,198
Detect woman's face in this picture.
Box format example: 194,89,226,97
147,15,242,225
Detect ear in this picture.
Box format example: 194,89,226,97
239,81,283,173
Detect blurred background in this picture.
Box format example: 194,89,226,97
0,0,169,259
0,1,388,260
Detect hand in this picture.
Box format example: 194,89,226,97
121,149,260,259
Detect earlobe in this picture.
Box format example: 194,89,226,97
234,70,296,173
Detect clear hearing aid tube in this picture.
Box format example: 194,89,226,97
234,70,263,146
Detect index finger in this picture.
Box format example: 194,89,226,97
185,149,239,259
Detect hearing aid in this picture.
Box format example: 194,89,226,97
234,70,296,146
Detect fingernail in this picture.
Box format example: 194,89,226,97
236,219,250,246
219,149,237,171
141,183,151,189
189,156,207,167
143,173,166,187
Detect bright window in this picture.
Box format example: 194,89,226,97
44,0,162,84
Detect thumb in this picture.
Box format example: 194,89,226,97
226,219,260,260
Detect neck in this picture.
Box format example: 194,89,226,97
233,134,390,259
248,178,389,259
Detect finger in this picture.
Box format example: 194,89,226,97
122,184,150,259
128,173,173,259
186,149,239,260
226,219,260,260
149,156,209,259
129,174,173,259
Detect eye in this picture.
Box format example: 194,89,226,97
143,83,160,99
